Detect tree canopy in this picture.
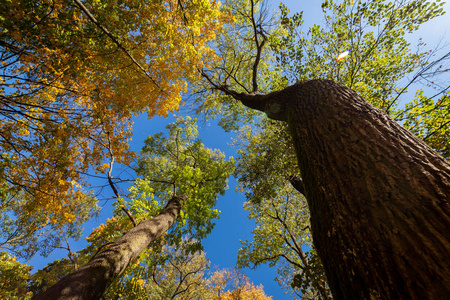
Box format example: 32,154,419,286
0,0,229,226
198,0,449,297
0,0,449,299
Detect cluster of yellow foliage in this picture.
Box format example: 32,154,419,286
0,0,230,226
207,268,273,300
0,252,33,299
220,282,273,300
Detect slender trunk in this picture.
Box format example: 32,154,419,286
237,79,450,299
33,196,184,300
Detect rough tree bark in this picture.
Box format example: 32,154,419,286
32,196,185,300
228,79,450,299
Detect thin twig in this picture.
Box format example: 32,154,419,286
73,0,164,93
105,132,137,227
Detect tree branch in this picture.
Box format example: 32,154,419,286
106,133,137,227
249,0,267,93
198,0,272,112
288,175,305,195
73,0,164,93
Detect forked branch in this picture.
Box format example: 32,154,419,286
73,0,164,93
249,0,267,93
105,132,137,227
200,0,269,97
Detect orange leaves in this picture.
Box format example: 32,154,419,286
221,282,273,300
1,0,227,227
208,269,273,300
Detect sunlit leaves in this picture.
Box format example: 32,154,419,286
134,116,235,247
193,0,285,131
271,0,449,157
0,0,228,226
220,281,273,299
0,191,99,259
0,252,33,300
400,90,450,157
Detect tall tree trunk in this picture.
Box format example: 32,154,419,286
33,196,184,300
235,79,450,299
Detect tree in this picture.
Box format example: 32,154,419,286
3,0,449,298
0,0,229,229
32,117,234,299
29,233,273,300
0,252,33,299
200,0,450,298
32,195,187,300
208,268,273,300
271,0,450,158
235,121,331,300
0,191,99,260
206,77,450,300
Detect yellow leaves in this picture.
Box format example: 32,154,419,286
0,252,33,299
9,30,22,42
84,215,133,252
135,279,145,286
207,269,273,300
221,282,273,299
63,212,75,224
17,127,30,137
1,0,227,230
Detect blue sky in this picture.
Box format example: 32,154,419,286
23,0,450,299
118,1,450,298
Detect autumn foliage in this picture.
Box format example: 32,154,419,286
220,282,273,300
0,0,229,225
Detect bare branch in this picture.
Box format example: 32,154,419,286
105,133,137,227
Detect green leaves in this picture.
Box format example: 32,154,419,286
0,252,33,299
131,116,234,247
399,89,450,158
0,191,99,260
233,119,330,297
272,0,449,157
0,0,227,230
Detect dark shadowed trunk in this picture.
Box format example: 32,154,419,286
33,196,184,300
234,79,450,299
